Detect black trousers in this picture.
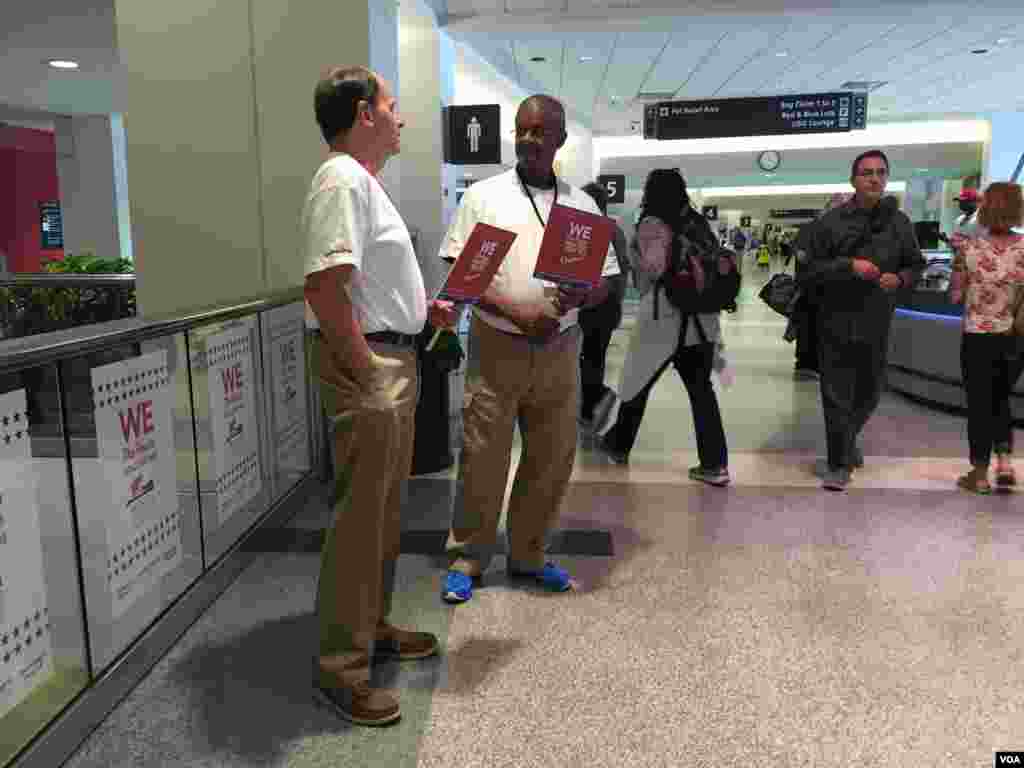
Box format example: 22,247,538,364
961,332,1024,466
794,299,819,372
604,340,728,469
817,321,889,470
578,297,623,420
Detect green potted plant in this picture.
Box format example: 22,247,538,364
0,252,135,338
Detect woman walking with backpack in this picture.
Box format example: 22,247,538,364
595,169,738,485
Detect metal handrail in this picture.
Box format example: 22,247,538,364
0,273,137,288
0,286,305,374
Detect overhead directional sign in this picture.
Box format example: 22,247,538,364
770,209,822,220
644,92,868,141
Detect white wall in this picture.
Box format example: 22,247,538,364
398,0,449,295
371,0,402,198
53,114,126,261
453,43,595,189
985,111,1024,184
115,0,387,314
250,0,381,294
110,113,133,263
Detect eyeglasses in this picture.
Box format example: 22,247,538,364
512,126,561,140
855,168,889,178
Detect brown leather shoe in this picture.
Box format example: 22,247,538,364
314,681,401,726
374,623,439,661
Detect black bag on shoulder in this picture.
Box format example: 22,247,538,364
758,273,799,318
652,209,741,319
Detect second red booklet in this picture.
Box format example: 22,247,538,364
533,203,614,287
437,223,517,303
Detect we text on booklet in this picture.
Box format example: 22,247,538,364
437,223,517,304
533,203,614,288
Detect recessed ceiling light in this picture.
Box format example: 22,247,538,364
996,37,1012,45
530,56,546,63
579,56,594,62
47,59,79,70
775,51,789,57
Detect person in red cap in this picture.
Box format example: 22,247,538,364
951,186,983,245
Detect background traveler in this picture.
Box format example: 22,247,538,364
596,168,734,487
790,194,852,380
948,182,1024,493
798,150,925,491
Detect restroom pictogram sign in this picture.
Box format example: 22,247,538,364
444,104,501,165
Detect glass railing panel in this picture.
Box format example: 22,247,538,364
0,367,89,768
61,334,203,674
259,303,311,504
187,317,272,566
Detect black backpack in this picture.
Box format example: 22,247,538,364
651,209,741,320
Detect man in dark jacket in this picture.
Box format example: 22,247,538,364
798,150,925,491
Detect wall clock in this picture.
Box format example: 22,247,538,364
758,150,781,173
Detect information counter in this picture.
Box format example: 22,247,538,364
887,250,1024,419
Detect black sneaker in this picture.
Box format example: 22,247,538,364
591,390,618,436
822,466,851,491
850,443,864,469
596,435,629,465
688,466,730,487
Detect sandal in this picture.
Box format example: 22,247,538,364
957,467,992,495
995,456,1017,489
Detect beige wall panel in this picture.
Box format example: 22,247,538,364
115,0,263,315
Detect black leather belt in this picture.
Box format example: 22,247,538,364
309,329,418,348
365,330,418,347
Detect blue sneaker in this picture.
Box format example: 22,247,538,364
441,570,475,604
507,561,575,592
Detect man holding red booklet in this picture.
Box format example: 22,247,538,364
440,94,620,604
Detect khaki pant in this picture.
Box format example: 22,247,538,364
447,316,580,575
310,336,418,687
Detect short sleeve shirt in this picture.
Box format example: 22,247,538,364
439,169,620,334
301,153,426,334
960,234,1024,334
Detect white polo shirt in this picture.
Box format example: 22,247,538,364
301,153,427,335
440,169,620,334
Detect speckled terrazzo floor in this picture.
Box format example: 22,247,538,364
60,276,1024,768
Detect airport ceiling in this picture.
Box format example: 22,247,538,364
1,0,1021,138
444,0,1024,134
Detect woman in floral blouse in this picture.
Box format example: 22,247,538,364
949,182,1024,493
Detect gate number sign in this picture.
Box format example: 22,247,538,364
597,174,626,205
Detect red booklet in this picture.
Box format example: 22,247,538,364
533,203,614,287
437,223,517,303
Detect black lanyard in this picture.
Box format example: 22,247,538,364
516,167,558,229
